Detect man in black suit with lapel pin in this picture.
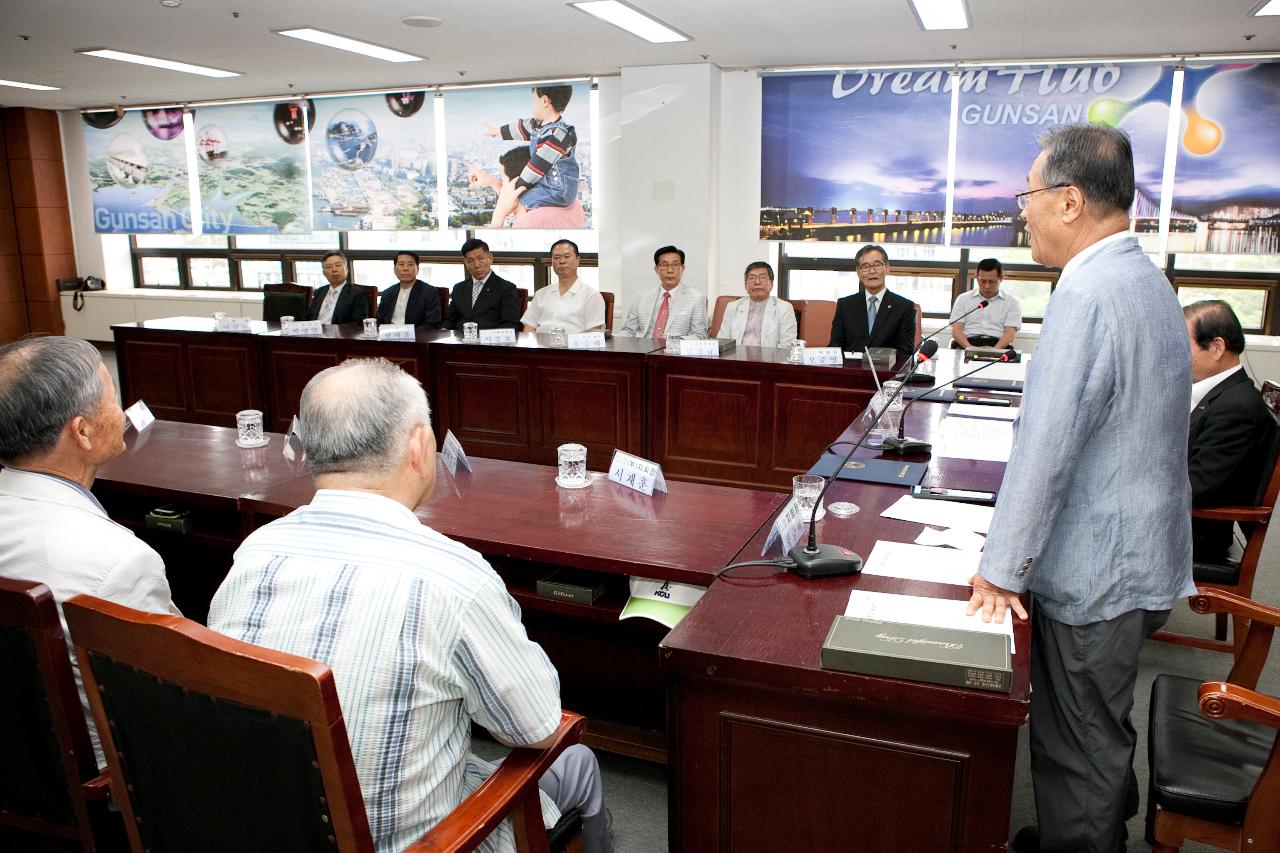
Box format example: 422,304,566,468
446,238,521,332
305,251,370,326
828,244,917,356
377,252,442,328
1185,299,1277,561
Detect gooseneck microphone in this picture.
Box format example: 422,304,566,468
893,299,988,380
880,348,1019,455
788,339,940,579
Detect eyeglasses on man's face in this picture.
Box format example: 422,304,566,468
657,261,683,270
1015,184,1070,210
856,260,887,272
745,273,772,283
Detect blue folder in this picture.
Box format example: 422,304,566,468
807,455,929,487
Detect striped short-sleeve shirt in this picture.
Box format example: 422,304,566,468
208,490,562,853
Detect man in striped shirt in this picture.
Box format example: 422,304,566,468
208,358,611,853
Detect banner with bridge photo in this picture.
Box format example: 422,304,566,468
759,71,950,244
308,92,437,231
83,109,192,234
1169,62,1280,256
952,63,1174,249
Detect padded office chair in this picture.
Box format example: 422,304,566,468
600,291,615,332
708,294,737,337
0,578,116,853
262,282,312,325
1155,380,1280,653
783,298,806,342
800,299,836,347
913,302,923,349
63,594,585,853
354,284,378,319
436,286,451,327
519,289,530,319
1147,589,1280,852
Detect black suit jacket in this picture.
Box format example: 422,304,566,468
376,280,442,328
829,289,916,356
446,273,521,331
305,282,370,325
1189,368,1277,561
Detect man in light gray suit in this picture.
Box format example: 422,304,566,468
620,245,708,339
966,125,1194,853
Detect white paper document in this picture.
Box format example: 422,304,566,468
862,540,981,587
915,526,987,552
946,402,1019,421
844,589,1016,653
882,494,995,534
971,355,1030,383
934,416,1014,462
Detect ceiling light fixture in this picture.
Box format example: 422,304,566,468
77,49,240,78
569,1,689,44
274,27,424,62
401,15,443,28
0,78,61,91
1252,0,1280,15
909,0,970,31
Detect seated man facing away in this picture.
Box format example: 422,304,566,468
0,335,179,765
949,257,1021,349
1185,299,1278,562
208,358,612,853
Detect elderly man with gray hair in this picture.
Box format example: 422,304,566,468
208,358,612,853
0,335,179,765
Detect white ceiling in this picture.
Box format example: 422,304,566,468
2,0,1279,111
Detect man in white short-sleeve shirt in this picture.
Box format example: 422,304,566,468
522,239,606,334
949,257,1022,349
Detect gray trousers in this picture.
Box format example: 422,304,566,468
540,744,613,853
1029,608,1169,853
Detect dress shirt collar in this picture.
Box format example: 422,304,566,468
4,467,107,516
657,284,680,301
1191,364,1244,413
309,488,421,529
472,273,491,287
555,278,583,298
1055,230,1131,289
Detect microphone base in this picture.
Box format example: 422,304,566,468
788,543,863,579
879,435,932,454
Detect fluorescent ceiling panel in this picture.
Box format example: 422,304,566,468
77,49,239,77
274,28,424,62
910,0,970,30
570,1,689,44
1253,1,1280,16
0,78,60,91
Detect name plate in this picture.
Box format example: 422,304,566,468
123,400,156,433
802,347,843,366
282,320,323,336
214,316,252,333
567,331,607,350
675,338,720,358
761,497,807,556
283,415,305,462
479,328,517,345
440,429,472,477
377,324,415,341
607,449,668,497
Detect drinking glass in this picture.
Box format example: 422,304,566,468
557,443,589,489
792,473,826,521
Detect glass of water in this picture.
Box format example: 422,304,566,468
557,443,589,489
548,325,567,347
463,322,479,342
792,473,826,520
788,339,806,364
363,317,378,337
235,409,268,448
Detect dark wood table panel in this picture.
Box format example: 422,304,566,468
119,338,188,419
188,342,264,427
661,373,764,470
536,366,640,461
438,360,532,455
770,380,875,480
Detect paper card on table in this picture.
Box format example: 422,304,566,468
946,402,1019,421
479,328,517,345
440,430,471,477
974,355,1030,383
674,338,720,358
283,415,305,462
607,449,667,496
123,400,155,433
934,417,1014,463
214,316,252,333
282,319,323,336
844,589,1016,654
801,347,843,366
377,324,415,341
881,494,994,534
761,497,808,556
620,577,708,629
568,331,607,350
915,526,987,552
861,540,982,587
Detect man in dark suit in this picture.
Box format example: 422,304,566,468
1186,299,1277,562
376,252,442,328
828,244,917,356
446,238,521,331
305,251,370,325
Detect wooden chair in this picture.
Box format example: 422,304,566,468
436,286,451,327
1155,380,1280,653
355,284,378,319
783,298,806,343
62,594,585,853
1147,589,1280,852
262,282,312,325
708,294,737,337
0,578,114,852
599,291,615,332
519,289,530,319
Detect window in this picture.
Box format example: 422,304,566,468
995,277,1053,322
292,261,326,289
885,270,953,316
235,232,340,250
189,258,232,289
1175,278,1273,333
139,257,180,287
352,260,394,287
238,260,283,290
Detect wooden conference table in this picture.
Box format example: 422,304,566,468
111,317,895,490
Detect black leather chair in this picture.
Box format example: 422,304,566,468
262,282,312,325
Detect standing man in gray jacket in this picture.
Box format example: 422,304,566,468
967,124,1194,853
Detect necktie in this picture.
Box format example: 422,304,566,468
471,278,484,307
652,291,671,339
320,285,340,324
866,295,878,334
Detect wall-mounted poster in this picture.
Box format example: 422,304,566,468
445,82,593,229
953,64,1173,249
193,100,311,234
84,108,192,233
1170,63,1280,255
759,71,951,244
308,92,436,231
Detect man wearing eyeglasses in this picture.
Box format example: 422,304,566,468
828,245,917,357
619,245,708,339
965,125,1194,853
